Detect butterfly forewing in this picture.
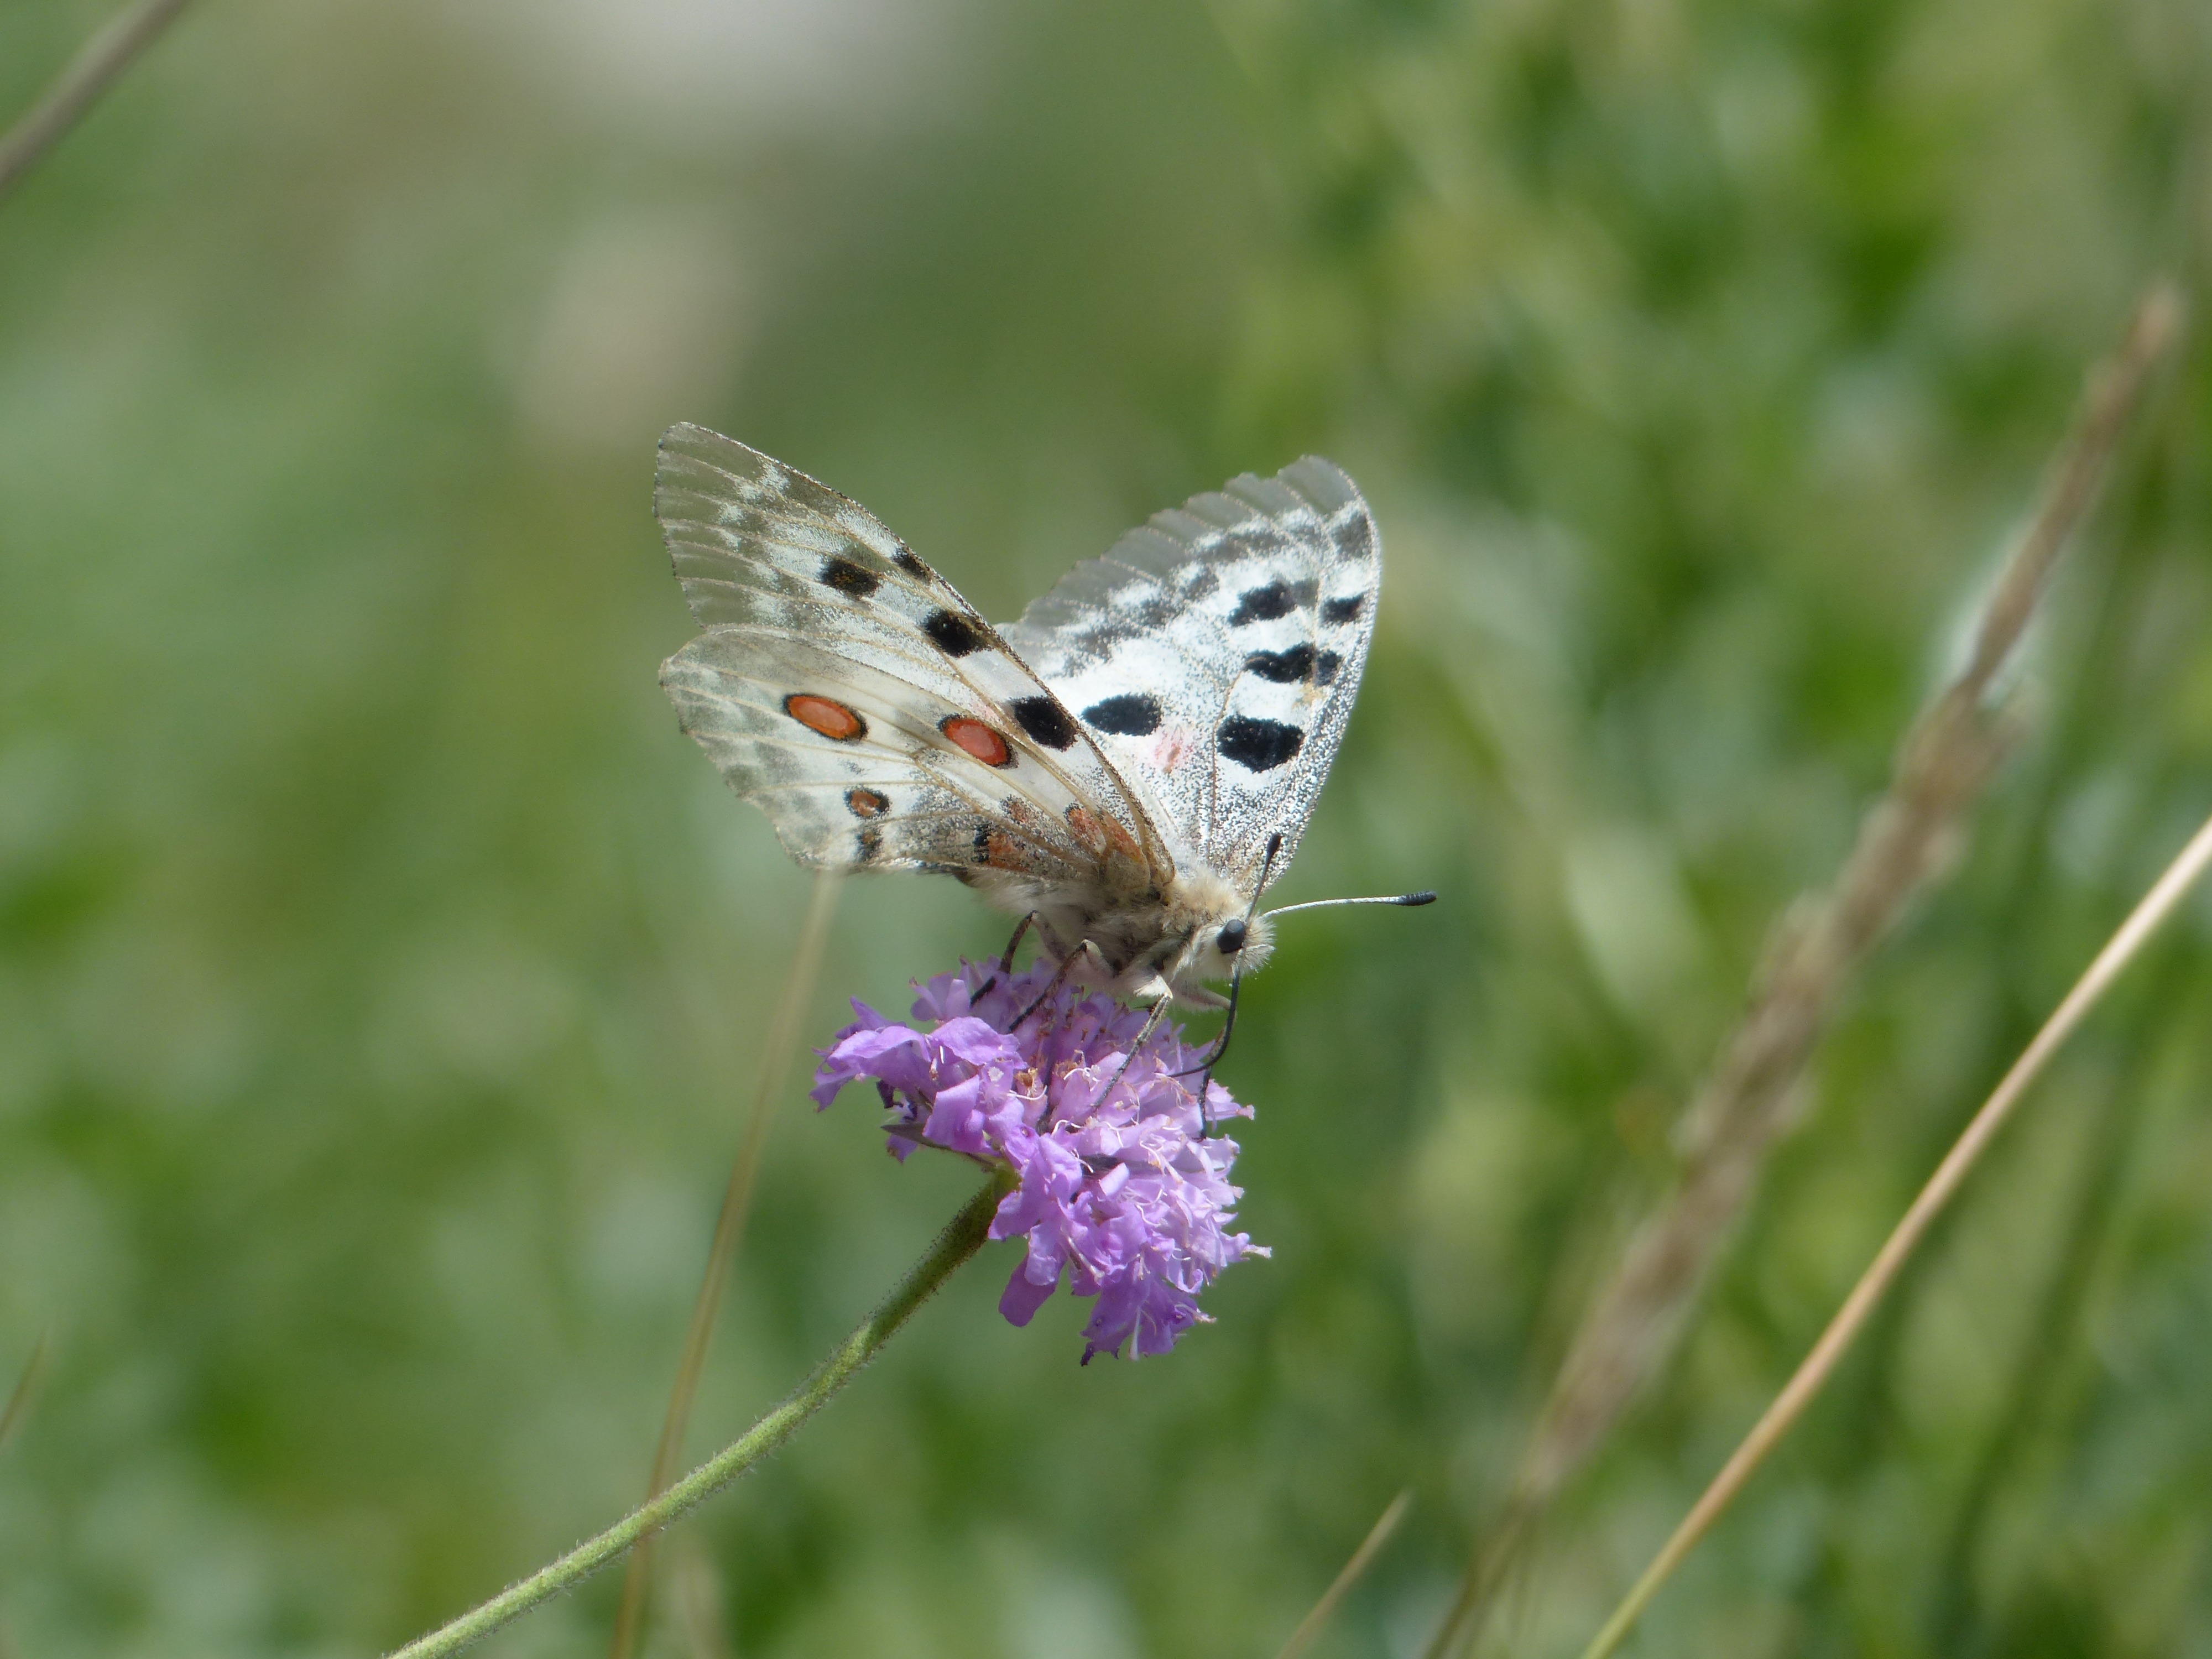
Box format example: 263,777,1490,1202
999,457,1380,893
656,425,1171,884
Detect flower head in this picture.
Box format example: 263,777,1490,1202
810,959,1267,1360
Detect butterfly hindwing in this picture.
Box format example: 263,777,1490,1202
656,425,1168,883
999,458,1380,891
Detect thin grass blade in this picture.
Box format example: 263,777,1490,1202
608,870,842,1659
1576,805,2212,1659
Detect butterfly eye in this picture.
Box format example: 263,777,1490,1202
1217,918,1248,956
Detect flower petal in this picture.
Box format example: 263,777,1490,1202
999,1252,1061,1327
814,957,1265,1358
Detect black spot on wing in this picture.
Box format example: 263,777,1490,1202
857,825,883,862
973,824,993,863
1322,594,1364,625
1244,644,1316,684
1315,651,1343,686
1083,693,1161,737
1010,696,1079,750
820,556,879,597
924,609,985,656
1217,715,1305,772
1228,581,1295,625
893,550,932,580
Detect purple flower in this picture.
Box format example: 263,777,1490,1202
810,959,1267,1360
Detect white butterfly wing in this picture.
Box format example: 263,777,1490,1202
656,425,1170,885
999,458,1380,892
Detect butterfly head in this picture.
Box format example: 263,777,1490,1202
1148,865,1277,996
1185,900,1277,987
1159,825,1288,996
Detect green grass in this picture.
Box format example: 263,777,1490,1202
2,1,2210,1655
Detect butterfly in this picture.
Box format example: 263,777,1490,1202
655,422,1425,1040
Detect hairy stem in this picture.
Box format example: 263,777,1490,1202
386,1171,1010,1659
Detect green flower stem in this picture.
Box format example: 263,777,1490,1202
387,1170,1012,1659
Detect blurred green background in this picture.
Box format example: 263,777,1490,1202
4,0,2212,1655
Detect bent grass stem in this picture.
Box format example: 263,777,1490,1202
1274,1490,1413,1659
0,0,196,204
386,1170,1011,1659
608,871,842,1659
0,1333,51,1455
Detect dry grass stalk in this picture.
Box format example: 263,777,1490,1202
0,1332,53,1659
1577,802,2212,1659
0,0,197,204
1273,1491,1413,1659
608,872,843,1659
669,1537,736,1659
1425,281,2185,1659
0,1333,50,1456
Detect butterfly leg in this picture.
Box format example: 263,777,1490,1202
1125,996,1173,1057
1014,937,1122,1033
1089,993,1180,1113
1011,940,1087,1029
976,912,1036,999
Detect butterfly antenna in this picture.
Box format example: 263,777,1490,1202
1257,832,1287,891
1177,873,1436,1119
1262,890,1438,919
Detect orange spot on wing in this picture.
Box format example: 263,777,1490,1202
1102,816,1144,864
984,832,1026,870
785,693,867,742
1065,805,1108,855
846,787,889,818
940,716,1012,768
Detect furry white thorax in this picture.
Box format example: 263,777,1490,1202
969,866,1276,1009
